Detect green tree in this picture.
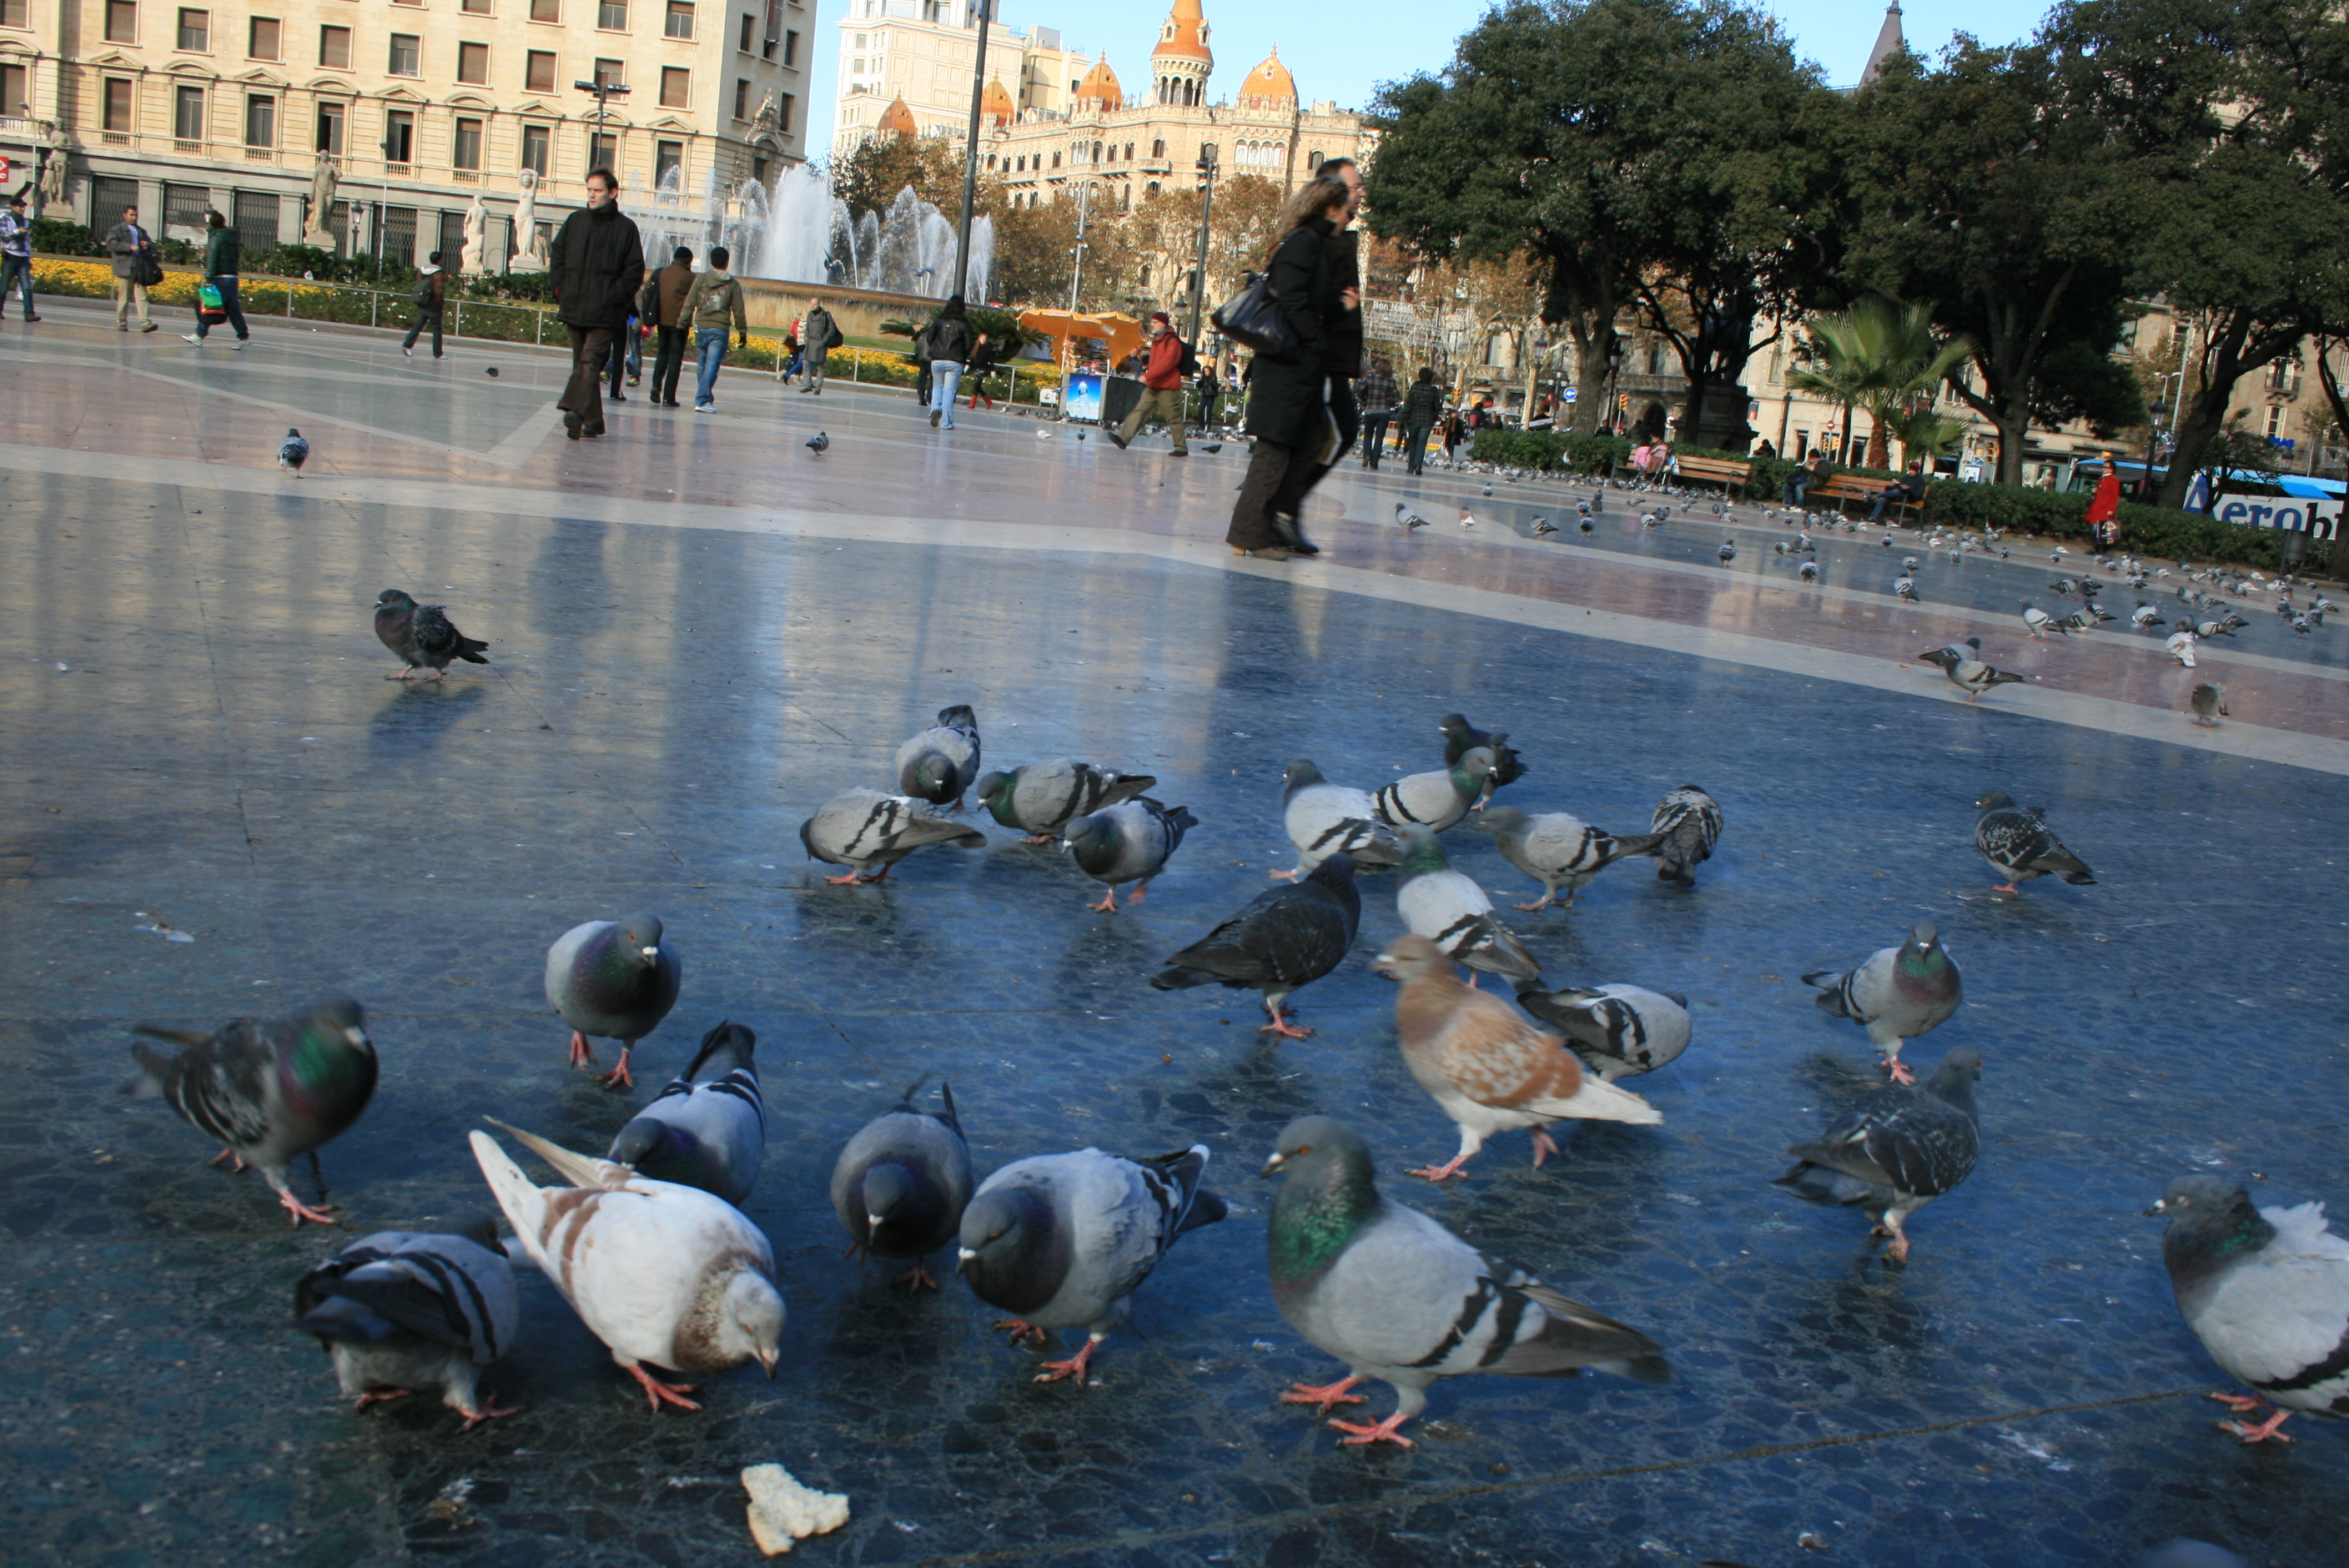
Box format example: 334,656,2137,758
1788,302,1970,468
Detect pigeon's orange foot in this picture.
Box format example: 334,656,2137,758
1330,1411,1416,1448
822,871,866,885
1884,1059,1916,1085
280,1190,339,1226
1260,1011,1313,1039
624,1364,702,1412
567,1031,597,1068
1021,834,1056,847
1991,882,2021,895
385,668,413,681
1034,1337,1101,1385
458,1397,519,1432
1512,897,1554,913
598,1051,635,1091
1407,1158,1471,1183
210,1147,247,1171
353,1385,411,1413
1280,1376,1365,1415
1268,867,1303,882
1124,882,1149,907
2219,1410,2295,1444
1086,892,1119,914
993,1318,1049,1347
1529,1128,1562,1168
2208,1390,2268,1415
893,1262,943,1292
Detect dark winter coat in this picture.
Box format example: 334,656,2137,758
1241,214,1336,451
1321,229,1362,379
549,202,646,329
922,313,975,366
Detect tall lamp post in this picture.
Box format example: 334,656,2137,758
1185,143,1217,342
575,76,633,174
1066,178,1092,311
950,0,993,302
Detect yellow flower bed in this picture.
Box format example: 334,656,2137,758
33,256,340,309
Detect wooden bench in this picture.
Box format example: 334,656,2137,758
1673,455,1752,500
1813,473,1924,524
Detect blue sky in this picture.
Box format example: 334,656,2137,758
797,1,2056,163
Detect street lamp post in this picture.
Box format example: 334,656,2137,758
1066,179,1091,312
950,0,993,302
574,77,633,174
1185,144,1217,343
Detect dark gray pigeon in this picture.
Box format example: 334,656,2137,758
1973,791,2095,895
1394,824,1542,984
374,588,490,682
1648,785,1722,887
292,1210,520,1428
1264,1115,1670,1448
800,787,986,883
1436,712,1528,788
831,1080,973,1291
279,428,309,474
1773,1046,1982,1264
976,758,1156,843
1515,983,1691,1081
1474,804,1663,912
1279,759,1403,879
1944,656,2026,701
2147,1173,2349,1444
1064,797,1197,912
895,704,982,809
1372,748,1496,832
2190,683,2228,726
123,993,378,1227
544,912,681,1090
607,1020,764,1204
1915,638,1981,673
1150,852,1360,1038
806,431,829,452
1801,922,1961,1083
958,1144,1226,1385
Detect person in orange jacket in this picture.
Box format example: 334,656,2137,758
1109,312,1193,457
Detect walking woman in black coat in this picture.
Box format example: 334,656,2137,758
1225,174,1352,560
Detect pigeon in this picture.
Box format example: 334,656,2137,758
545,912,682,1090
1261,1115,1671,1449
485,367,499,377
2145,1173,2349,1444
1904,555,1920,572
1064,797,1197,912
1436,713,1528,789
1520,515,1558,540
1509,972,1693,1082
1393,826,1542,984
1577,518,1596,536
1395,504,1429,533
1718,540,1736,563
1973,791,2095,895
373,589,490,681
1801,922,1963,1083
2131,602,2161,630
1457,508,1479,530
470,1123,783,1411
1481,484,1493,496
831,1079,973,1291
957,1143,1226,1385
1277,759,1404,879
806,431,829,452
799,787,987,884
976,758,1157,844
1201,440,1224,454
1798,560,1819,582
123,993,379,1226
1372,748,1496,833
1151,852,1360,1038
292,1211,520,1429
1037,428,1052,440
1773,1047,1982,1264
1944,657,2027,701
2190,683,2228,726
1648,785,1722,888
607,1020,765,1204
1894,575,1916,601
895,703,982,810
2167,623,2199,667
1915,638,1982,672
2022,604,2067,638
279,428,309,474
1376,935,1661,1180
1473,805,1662,912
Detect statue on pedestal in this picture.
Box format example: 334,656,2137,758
461,191,488,275
302,157,338,246
508,168,547,272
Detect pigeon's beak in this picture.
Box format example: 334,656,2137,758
641,946,659,960
1259,1151,1286,1178
2142,1199,2167,1218
757,1348,779,1378
956,1247,977,1264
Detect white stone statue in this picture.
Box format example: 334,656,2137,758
754,91,778,131
302,157,338,245
461,191,488,275
38,122,69,210
509,168,547,271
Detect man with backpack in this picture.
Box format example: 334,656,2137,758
0,193,38,322
800,296,843,395
401,250,447,358
645,246,695,406
1108,312,1194,457
679,244,747,413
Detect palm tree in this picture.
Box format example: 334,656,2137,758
1790,300,1972,470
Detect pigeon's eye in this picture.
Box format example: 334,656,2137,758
1295,1144,1312,1156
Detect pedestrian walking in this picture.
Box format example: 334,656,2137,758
648,246,695,406
801,297,842,394
964,332,999,410
2085,449,2123,548
105,204,158,333
1440,409,1464,464
0,193,39,322
180,210,253,347
1109,313,1193,455
1269,158,1366,524
1224,172,1352,561
921,294,975,430
1399,368,1444,475
680,244,748,412
605,295,643,402
549,168,643,440
1195,365,1222,429
1356,356,1399,468
399,249,447,358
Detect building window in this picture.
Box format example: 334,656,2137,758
175,7,207,49
0,0,24,26
530,0,560,20
778,92,792,133
521,123,550,173
1307,148,1323,169
593,57,624,86
105,0,137,43
588,131,615,168
103,77,133,130
655,138,682,184
385,108,414,163
315,99,343,153
1050,151,1059,168
665,0,692,38
738,11,752,52
526,50,555,92
174,84,204,139
455,117,482,168
248,16,279,58
0,62,23,111
2267,405,2286,440
783,28,797,64
660,67,689,108
458,41,489,83
752,153,767,184
1152,138,1164,158
732,78,749,118
319,23,350,68
388,33,420,76
462,0,492,11
850,57,863,75
244,93,274,146
598,0,627,28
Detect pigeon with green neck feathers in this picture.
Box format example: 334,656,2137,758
1436,713,1527,791
1063,797,1196,912
977,758,1157,844
544,912,682,1090
895,704,982,810
1773,1047,1981,1264
1263,1115,1670,1449
1393,823,1542,984
1373,747,1497,832
1801,922,1962,1083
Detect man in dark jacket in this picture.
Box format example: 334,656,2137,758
1399,369,1444,475
921,295,975,430
1356,356,1399,468
106,204,158,333
649,246,695,406
801,298,842,394
548,168,644,439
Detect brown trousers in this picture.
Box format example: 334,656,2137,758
559,324,616,431
1226,438,1297,550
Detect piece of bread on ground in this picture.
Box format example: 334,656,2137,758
742,1464,850,1556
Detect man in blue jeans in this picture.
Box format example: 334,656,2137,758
1782,450,1827,508
678,245,747,412
0,193,38,321
1868,460,1928,521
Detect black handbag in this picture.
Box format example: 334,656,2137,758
134,244,164,288
1212,271,1295,359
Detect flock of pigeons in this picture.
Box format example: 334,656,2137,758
108,600,2349,1460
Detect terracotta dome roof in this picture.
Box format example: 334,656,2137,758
1074,54,1122,108
1240,46,1295,105
877,94,918,140
1152,0,1211,65
980,77,1014,126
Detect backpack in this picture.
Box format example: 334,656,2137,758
411,271,438,307
1178,339,1200,377
636,273,661,323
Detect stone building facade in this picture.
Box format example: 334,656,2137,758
831,0,1087,153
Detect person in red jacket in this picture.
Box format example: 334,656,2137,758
1109,312,1192,457
2085,449,2122,548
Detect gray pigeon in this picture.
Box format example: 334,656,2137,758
292,1210,520,1428
2147,1173,2349,1445
374,589,490,681
1718,540,1736,563
1801,922,1962,1083
1944,657,2026,701
123,993,379,1227
1915,638,1981,672
1894,575,1916,601
1474,804,1663,912
1371,748,1495,832
2022,604,2067,638
1798,560,1819,581
1773,1046,1981,1264
1973,791,2095,895
1648,785,1722,887
544,912,681,1090
607,1019,764,1204
976,758,1156,844
799,787,987,883
2190,683,2228,725
279,428,309,473
1263,1115,1670,1448
895,704,982,809
1278,759,1403,879
1515,983,1691,1081
831,1079,973,1291
1394,503,1429,532
1150,852,1360,1038
1394,824,1542,984
806,431,829,452
958,1144,1227,1385
1064,797,1196,912
1436,714,1527,788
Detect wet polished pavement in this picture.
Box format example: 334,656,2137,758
3,305,2345,1567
